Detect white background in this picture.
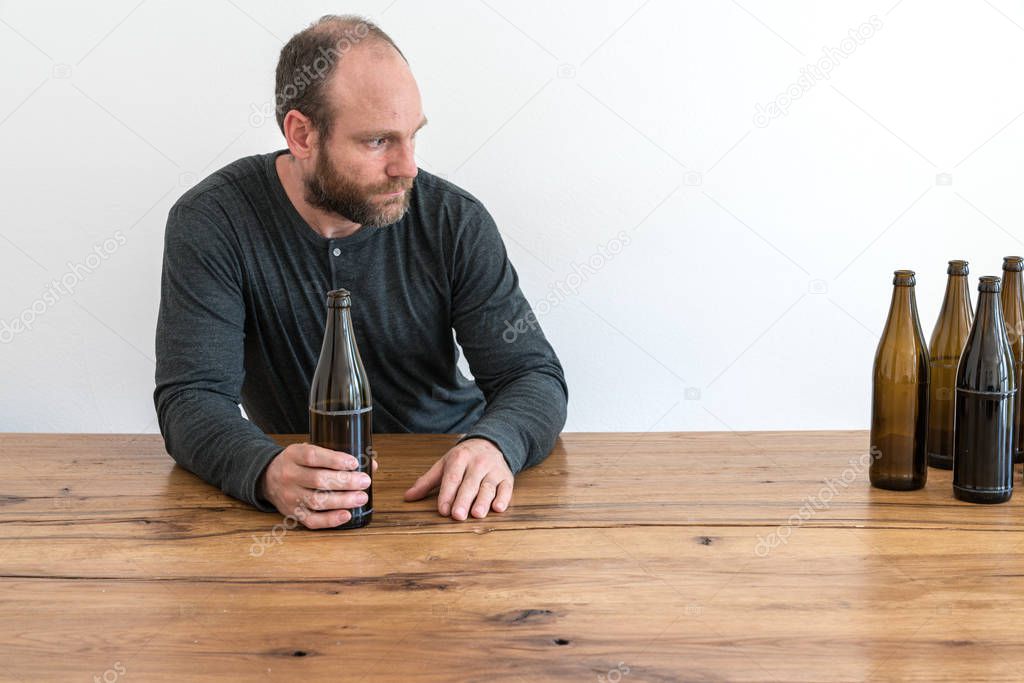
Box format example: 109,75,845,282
2,0,1024,435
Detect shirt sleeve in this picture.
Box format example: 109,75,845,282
153,202,282,512
449,203,568,474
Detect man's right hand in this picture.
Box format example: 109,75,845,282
258,443,376,529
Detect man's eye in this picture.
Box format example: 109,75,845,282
368,137,387,148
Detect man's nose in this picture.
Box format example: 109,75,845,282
387,139,418,179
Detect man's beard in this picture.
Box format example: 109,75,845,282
304,146,413,228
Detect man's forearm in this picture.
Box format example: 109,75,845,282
458,370,567,473
154,386,283,511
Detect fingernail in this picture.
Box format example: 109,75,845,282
454,507,465,518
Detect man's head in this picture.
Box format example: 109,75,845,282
275,15,426,228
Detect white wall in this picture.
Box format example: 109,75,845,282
2,0,1024,434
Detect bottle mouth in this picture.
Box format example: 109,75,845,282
1003,256,1024,272
979,275,1002,293
947,259,969,276
893,269,916,286
327,288,352,307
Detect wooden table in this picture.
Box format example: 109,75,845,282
2,431,1023,682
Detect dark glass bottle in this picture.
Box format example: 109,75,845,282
926,260,973,469
1001,256,1024,464
870,270,929,491
309,289,374,529
953,276,1015,504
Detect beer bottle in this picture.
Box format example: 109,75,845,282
1001,256,1024,464
309,289,374,529
926,260,973,469
870,270,929,491
953,276,1015,504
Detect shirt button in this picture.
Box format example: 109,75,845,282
332,248,341,257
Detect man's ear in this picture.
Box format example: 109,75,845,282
282,109,317,160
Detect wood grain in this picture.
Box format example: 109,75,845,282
1,431,1023,682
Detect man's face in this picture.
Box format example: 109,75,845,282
303,45,426,228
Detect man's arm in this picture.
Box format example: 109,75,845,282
449,203,569,473
153,203,282,511
403,202,567,520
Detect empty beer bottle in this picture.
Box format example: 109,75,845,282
954,276,1015,504
926,260,973,469
870,270,929,491
309,289,374,529
1001,256,1024,464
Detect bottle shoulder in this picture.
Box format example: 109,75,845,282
956,332,1016,391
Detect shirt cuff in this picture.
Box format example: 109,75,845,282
241,442,286,512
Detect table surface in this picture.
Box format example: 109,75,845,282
2,431,1023,682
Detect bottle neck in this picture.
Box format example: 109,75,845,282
1003,270,1023,312
1004,270,1022,291
310,304,370,411
325,305,359,380
886,284,920,335
975,289,1004,334
326,305,354,340
951,274,970,305
938,274,972,318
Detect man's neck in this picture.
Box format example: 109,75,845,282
275,153,362,240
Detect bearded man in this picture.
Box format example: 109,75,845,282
153,15,567,529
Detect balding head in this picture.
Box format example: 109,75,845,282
274,14,408,140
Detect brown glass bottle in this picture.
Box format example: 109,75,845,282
926,260,973,469
1001,256,1024,464
309,289,374,529
870,270,929,491
953,276,1015,504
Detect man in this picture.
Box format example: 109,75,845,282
153,15,567,529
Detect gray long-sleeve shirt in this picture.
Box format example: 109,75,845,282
153,150,568,511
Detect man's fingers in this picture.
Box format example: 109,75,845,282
372,458,378,473
295,507,352,530
471,479,499,519
436,459,469,517
450,466,487,521
492,479,513,513
403,458,443,501
294,467,371,492
296,444,360,470
300,488,369,512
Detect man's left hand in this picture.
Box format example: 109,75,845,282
403,438,514,520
